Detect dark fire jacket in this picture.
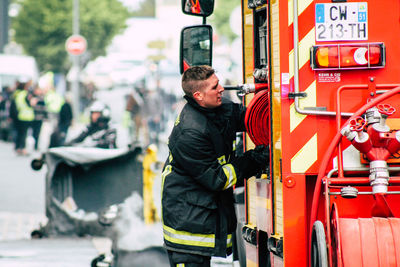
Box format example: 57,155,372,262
162,96,246,257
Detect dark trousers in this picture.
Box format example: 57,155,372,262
167,250,211,267
31,120,42,150
15,120,29,150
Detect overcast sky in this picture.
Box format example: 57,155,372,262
118,0,144,11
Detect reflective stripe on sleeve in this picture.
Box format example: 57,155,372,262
163,224,215,248
161,165,172,191
217,155,226,165
222,164,237,190
227,234,233,248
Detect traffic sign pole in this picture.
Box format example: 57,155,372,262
71,0,80,120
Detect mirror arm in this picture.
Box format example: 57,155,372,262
202,17,206,25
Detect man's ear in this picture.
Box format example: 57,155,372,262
193,91,203,101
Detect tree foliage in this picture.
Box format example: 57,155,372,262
131,0,155,17
12,0,130,73
209,0,240,43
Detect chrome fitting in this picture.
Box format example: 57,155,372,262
369,160,389,194
341,186,358,199
253,68,268,82
341,125,357,141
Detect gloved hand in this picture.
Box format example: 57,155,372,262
231,145,270,180
247,145,269,166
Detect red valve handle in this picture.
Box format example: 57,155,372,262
377,103,396,116
349,116,366,132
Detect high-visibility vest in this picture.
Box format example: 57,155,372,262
15,90,34,121
45,90,64,113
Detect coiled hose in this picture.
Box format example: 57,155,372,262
244,90,270,146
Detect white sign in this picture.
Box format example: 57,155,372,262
315,2,368,41
317,73,341,83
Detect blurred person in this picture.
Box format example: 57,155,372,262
125,86,144,144
80,81,97,112
30,86,48,151
8,82,20,146
65,101,116,149
49,93,73,148
142,87,164,145
14,80,34,155
0,86,14,141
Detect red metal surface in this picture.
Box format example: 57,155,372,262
372,193,394,218
310,85,400,262
283,173,308,267
339,217,400,267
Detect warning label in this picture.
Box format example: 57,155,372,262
317,72,341,83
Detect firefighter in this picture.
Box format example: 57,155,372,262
162,65,269,267
66,101,117,149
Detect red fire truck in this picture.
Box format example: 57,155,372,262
179,0,400,266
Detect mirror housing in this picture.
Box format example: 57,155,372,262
181,0,214,17
180,25,213,74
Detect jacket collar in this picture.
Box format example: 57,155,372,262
184,95,218,114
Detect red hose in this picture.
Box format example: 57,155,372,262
244,90,270,146
308,86,400,266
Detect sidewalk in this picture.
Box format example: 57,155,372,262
0,140,110,266
0,237,102,267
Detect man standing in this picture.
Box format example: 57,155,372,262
162,65,268,266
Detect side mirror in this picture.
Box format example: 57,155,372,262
180,25,213,74
181,0,214,17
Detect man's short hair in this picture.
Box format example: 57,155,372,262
181,65,215,97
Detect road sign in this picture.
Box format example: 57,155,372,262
65,35,87,55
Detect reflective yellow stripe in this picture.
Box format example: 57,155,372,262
175,112,181,126
291,133,318,173
222,164,237,190
288,0,314,26
177,264,185,267
227,234,233,248
289,28,315,79
232,140,236,151
161,165,172,225
163,224,215,248
217,155,226,165
161,165,172,191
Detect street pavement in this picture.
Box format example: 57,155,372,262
0,139,108,266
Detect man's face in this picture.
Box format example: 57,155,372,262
91,111,101,123
195,74,224,109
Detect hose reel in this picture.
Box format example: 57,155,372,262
244,89,270,146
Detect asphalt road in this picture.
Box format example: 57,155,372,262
0,140,102,266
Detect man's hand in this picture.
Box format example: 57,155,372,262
231,145,270,180
248,145,269,165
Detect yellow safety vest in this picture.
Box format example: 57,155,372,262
15,90,34,121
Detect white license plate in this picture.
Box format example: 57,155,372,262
315,2,368,41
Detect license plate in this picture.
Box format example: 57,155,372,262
315,2,368,41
